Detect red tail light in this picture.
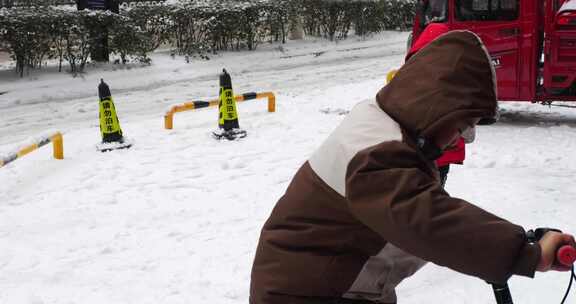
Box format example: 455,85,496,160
557,11,576,27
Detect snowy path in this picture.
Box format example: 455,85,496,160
1,32,576,304
0,33,407,146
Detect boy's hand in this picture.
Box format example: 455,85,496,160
537,231,576,272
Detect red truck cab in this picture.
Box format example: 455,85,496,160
411,0,576,102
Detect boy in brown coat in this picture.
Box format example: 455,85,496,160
250,30,575,304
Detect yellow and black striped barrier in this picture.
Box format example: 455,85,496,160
0,132,64,168
386,69,398,84
164,92,276,130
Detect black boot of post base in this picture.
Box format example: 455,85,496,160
97,132,133,152
212,128,248,141
102,132,124,144
97,135,133,152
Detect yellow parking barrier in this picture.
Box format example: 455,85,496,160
1,132,63,168
386,69,398,84
164,91,276,130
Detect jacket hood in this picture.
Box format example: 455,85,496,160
376,30,498,139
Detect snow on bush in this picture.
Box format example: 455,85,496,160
0,0,415,75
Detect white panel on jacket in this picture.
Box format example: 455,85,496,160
309,99,403,196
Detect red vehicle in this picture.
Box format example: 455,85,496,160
410,0,576,102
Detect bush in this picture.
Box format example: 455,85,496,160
171,1,272,54
264,0,294,44
169,4,213,59
124,5,172,50
299,0,354,41
0,0,416,76
378,0,416,30
109,13,155,64
0,7,154,75
298,0,415,40
0,8,54,76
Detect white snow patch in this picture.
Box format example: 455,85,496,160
0,31,575,304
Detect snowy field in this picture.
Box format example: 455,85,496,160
1,31,575,304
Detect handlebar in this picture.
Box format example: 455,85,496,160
557,245,576,267
490,231,575,304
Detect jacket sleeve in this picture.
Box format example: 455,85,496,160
345,141,540,284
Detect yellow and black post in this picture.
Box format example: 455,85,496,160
98,79,124,143
213,69,247,140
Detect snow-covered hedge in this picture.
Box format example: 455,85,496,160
0,0,415,76
0,7,153,75
298,0,414,41
138,0,297,57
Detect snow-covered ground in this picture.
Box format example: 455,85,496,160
1,32,575,304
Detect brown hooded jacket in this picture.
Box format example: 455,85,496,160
250,30,540,304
